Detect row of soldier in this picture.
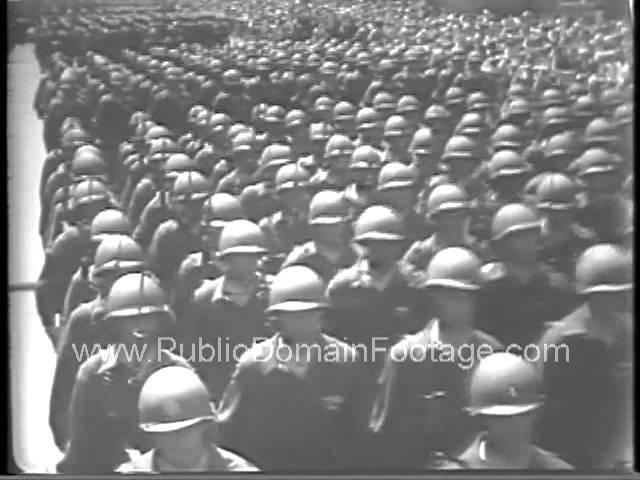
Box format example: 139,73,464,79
30,1,633,474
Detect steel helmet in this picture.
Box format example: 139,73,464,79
258,143,293,174
308,189,350,226
93,234,145,278
424,104,452,123
571,148,622,179
384,115,412,138
314,96,335,113
491,203,540,242
541,106,572,131
170,171,211,202
467,352,544,416
222,69,242,87
487,150,531,181
267,265,327,314
145,125,173,142
217,219,268,258
540,88,567,108
350,145,382,170
356,107,382,131
613,103,633,127
62,128,92,148
467,92,491,112
104,272,173,321
409,127,434,155
501,99,532,123
543,131,580,161
583,118,619,147
491,124,525,152
575,244,632,295
285,109,308,129
71,148,107,179
90,208,133,242
309,122,334,142
396,95,422,114
139,366,215,433
455,112,488,138
231,131,255,154
423,247,482,291
600,88,624,109
202,193,246,229
572,95,598,119
333,101,357,122
353,205,405,243
325,134,355,159
275,163,311,192
567,82,589,100
377,162,418,192
210,113,232,133
372,91,397,114
535,173,577,211
147,138,179,165
69,178,111,207
444,86,466,107
426,184,472,219
263,105,287,125
164,153,203,178
442,135,480,161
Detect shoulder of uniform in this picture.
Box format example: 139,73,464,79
236,336,276,368
194,277,220,301
156,218,180,235
77,351,107,378
327,264,359,291
480,261,506,282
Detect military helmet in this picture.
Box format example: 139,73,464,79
409,127,434,155
575,244,633,295
325,134,355,159
139,366,215,433
308,190,349,225
583,117,619,147
491,124,525,152
423,247,482,291
92,234,145,279
396,95,422,114
467,352,544,416
535,173,577,211
442,135,480,162
487,150,531,181
353,205,405,243
267,265,328,313
275,163,311,192
170,171,211,202
356,107,382,131
377,162,418,192
104,272,173,322
350,145,383,170
217,219,267,258
90,208,133,243
426,184,472,219
491,203,540,242
202,193,246,229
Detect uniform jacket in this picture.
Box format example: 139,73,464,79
369,320,503,469
217,334,369,470
281,240,357,285
57,349,191,474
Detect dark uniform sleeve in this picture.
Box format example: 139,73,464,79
127,179,156,227
146,220,187,288
62,268,95,323
132,200,172,251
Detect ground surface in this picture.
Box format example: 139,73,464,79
8,43,63,473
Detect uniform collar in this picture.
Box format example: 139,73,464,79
261,334,329,379
211,274,260,306
355,259,399,291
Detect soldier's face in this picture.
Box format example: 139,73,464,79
150,422,211,465
378,187,416,212
431,287,476,325
275,309,323,342
502,229,540,261
434,210,471,235
447,158,477,181
484,411,536,447
220,252,261,278
112,313,165,346
357,239,406,267
312,222,348,246
278,187,310,212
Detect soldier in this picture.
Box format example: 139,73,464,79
439,353,572,470
282,190,356,284
213,69,252,124
50,235,145,451
62,208,133,321
535,173,596,279
214,131,257,196
146,171,209,294
362,59,397,107
401,184,483,286
370,247,502,469
57,272,190,474
217,266,368,470
259,163,311,274
116,366,258,472
536,244,633,470
332,101,358,139
354,107,385,151
309,134,355,194
381,115,414,164
343,145,382,219
476,203,578,351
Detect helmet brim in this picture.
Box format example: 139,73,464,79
493,221,541,241
579,283,633,295
354,232,406,243
105,305,175,321
377,180,416,192
423,279,480,291
309,216,348,225
140,415,216,433
267,300,328,314
218,246,268,257
467,402,542,417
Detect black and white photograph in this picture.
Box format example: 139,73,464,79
7,0,634,474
